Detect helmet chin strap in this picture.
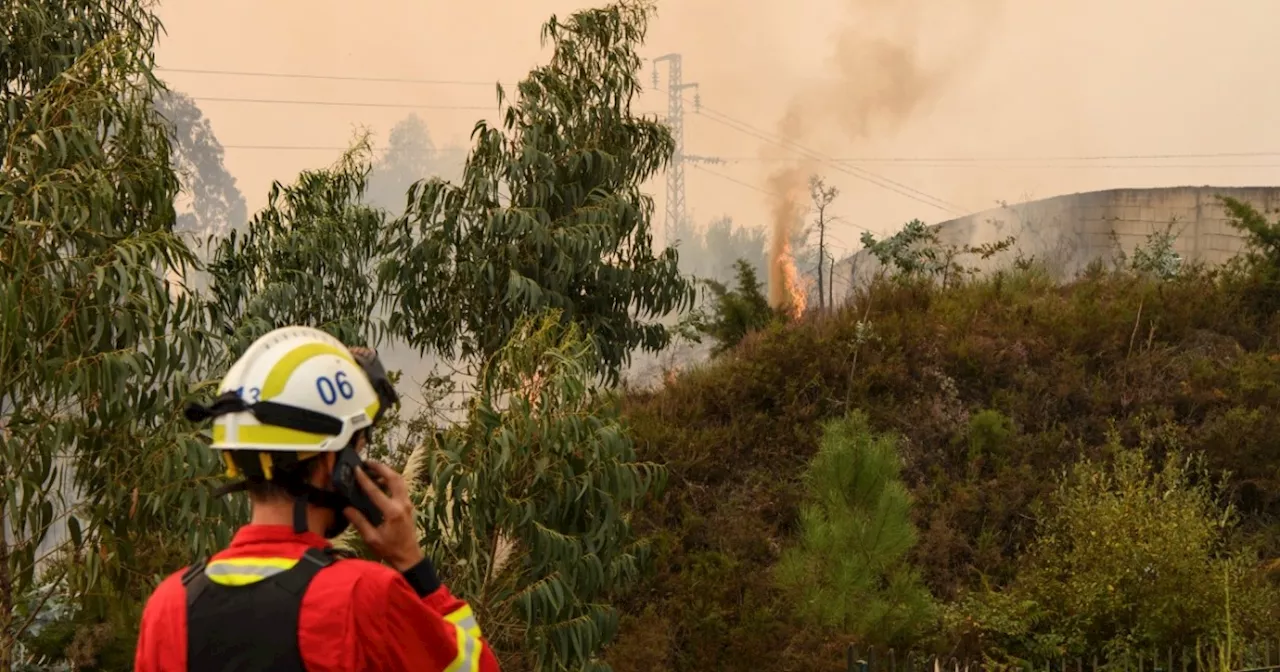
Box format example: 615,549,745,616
291,496,310,535
288,483,352,538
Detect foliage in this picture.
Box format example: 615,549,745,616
774,412,936,646
202,136,391,355
1219,197,1280,313
949,431,1278,661
860,219,1015,288
690,259,776,356
419,312,665,671
4,3,698,668
607,255,1280,670
1221,197,1280,272
1109,223,1183,281
1,0,232,667
381,1,695,382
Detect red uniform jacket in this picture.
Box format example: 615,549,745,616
135,525,501,671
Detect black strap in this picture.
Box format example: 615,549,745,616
184,391,344,436
213,480,251,498
274,548,337,596
349,347,399,423
182,560,211,608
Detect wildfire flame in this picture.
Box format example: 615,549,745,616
768,165,809,319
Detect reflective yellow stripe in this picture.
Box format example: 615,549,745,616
204,556,300,587
446,604,483,638
211,557,298,569
213,423,330,447
443,605,483,672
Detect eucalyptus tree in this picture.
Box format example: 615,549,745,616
365,114,466,215
202,136,391,356
422,313,665,671
380,0,695,384
154,90,248,248
1,0,232,665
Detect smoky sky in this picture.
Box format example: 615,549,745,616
155,0,1280,262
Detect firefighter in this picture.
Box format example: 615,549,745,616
135,326,500,671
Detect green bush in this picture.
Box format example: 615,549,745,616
949,429,1279,662
692,258,778,356
774,411,936,646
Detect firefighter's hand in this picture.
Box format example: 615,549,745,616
344,460,425,572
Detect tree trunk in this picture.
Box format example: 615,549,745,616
1,509,14,672
828,251,835,308
817,210,826,311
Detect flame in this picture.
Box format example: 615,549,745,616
767,165,809,319
779,237,806,318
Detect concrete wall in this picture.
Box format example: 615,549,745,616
833,186,1280,298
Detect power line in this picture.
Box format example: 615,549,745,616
710,151,1280,163
188,95,659,116
221,144,376,150
689,163,876,236
710,160,1280,170
192,102,1280,168
160,67,500,87
689,162,773,197
697,105,968,215
192,96,495,111
688,101,967,216
162,67,1280,164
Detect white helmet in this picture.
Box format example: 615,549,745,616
196,326,383,480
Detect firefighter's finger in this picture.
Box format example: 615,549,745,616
344,507,379,542
362,460,409,500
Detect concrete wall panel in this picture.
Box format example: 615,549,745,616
833,186,1280,300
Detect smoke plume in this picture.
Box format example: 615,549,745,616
767,0,1002,314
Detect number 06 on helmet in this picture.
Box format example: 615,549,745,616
206,326,383,478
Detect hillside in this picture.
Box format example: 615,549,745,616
606,241,1280,670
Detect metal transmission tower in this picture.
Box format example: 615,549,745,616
652,53,703,247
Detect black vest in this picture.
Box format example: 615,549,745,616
182,547,338,672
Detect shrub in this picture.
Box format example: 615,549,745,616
1110,223,1183,280
774,411,937,646
1220,197,1280,315
860,219,1015,288
692,258,777,356
947,428,1280,662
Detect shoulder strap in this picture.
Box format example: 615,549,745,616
274,547,338,597
182,560,211,608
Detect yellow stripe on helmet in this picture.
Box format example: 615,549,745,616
213,423,331,448
259,342,356,402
